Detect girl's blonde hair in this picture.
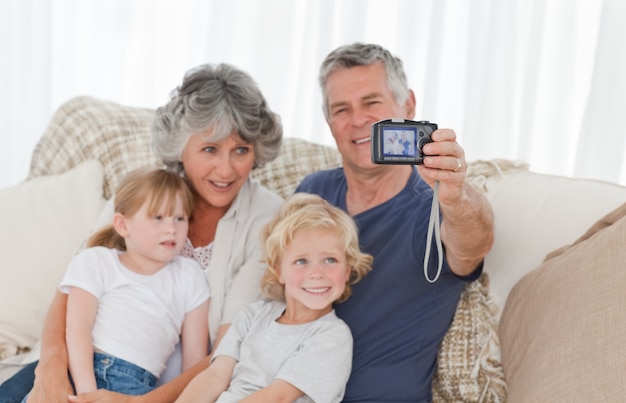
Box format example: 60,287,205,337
87,168,194,250
261,193,373,304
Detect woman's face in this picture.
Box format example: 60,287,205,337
181,130,255,210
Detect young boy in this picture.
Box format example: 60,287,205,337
176,193,373,402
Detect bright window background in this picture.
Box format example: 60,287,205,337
2,0,625,189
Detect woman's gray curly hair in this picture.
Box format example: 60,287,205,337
151,63,283,174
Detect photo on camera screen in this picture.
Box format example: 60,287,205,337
382,127,416,157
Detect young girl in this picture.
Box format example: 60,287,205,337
24,168,210,399
176,193,373,403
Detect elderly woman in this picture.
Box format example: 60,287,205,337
1,63,284,403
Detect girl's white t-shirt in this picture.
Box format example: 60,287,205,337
59,246,210,377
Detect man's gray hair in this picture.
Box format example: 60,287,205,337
319,43,410,120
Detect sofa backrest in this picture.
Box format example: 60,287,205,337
29,96,343,200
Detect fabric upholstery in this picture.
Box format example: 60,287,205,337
0,160,106,359
29,96,158,199
499,202,626,402
480,168,626,317
432,273,506,402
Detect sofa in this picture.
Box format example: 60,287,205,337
1,96,625,402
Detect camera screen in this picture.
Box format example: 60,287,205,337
382,127,417,157
371,119,436,165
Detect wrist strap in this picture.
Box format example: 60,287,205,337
423,180,443,283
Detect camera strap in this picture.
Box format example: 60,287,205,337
423,180,443,283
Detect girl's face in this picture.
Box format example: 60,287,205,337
115,195,189,274
181,131,255,210
277,228,352,324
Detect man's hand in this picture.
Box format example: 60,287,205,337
418,128,467,206
418,128,495,276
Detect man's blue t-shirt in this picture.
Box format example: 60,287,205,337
296,167,482,402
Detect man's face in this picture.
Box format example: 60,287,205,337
324,62,414,172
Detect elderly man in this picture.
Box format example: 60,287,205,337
297,42,494,402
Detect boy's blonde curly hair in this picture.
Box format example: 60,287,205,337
261,193,373,303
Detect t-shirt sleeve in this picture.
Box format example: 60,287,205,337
276,319,353,403
58,247,108,298
211,301,258,363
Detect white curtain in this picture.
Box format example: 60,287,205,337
2,0,625,189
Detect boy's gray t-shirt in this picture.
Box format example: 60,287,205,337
213,299,353,403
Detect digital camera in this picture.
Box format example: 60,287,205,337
371,118,437,164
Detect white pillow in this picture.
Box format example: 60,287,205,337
0,160,106,350
482,170,626,317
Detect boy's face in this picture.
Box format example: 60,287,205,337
277,228,351,323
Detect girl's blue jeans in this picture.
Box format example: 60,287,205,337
13,352,156,402
91,352,157,394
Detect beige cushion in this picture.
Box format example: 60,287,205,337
0,160,106,359
481,169,626,315
499,202,626,402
